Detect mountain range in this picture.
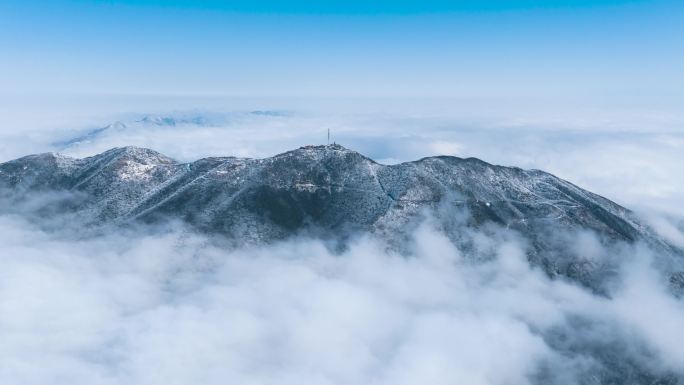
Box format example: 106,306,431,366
1,144,682,294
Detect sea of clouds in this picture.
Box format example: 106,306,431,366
1,211,683,384
0,100,683,384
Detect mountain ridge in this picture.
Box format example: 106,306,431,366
1,144,682,293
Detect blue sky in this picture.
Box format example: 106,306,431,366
0,0,682,107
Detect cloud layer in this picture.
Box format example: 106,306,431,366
1,211,683,385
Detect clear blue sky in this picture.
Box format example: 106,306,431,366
0,0,682,106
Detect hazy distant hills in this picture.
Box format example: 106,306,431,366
1,144,682,293
53,112,291,149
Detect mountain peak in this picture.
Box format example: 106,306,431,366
138,115,177,126
294,143,354,153
107,121,127,130
273,143,373,163
100,146,176,164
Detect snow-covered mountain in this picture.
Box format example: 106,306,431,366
1,144,682,293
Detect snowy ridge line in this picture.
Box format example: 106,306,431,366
1,144,682,294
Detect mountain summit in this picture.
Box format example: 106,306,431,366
1,144,681,292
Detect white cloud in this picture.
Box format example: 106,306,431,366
0,212,682,385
